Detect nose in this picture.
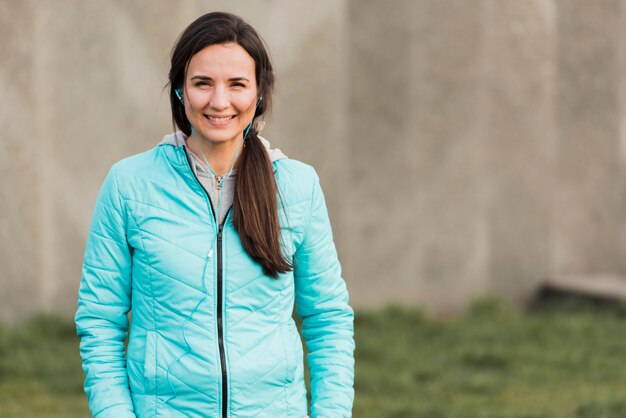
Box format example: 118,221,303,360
210,86,229,110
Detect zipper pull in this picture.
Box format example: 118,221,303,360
216,174,223,191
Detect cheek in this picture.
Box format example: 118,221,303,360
234,96,258,115
184,88,210,108
187,95,208,112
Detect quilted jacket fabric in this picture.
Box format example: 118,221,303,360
75,134,355,418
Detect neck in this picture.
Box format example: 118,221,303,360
187,133,244,176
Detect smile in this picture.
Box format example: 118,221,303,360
204,114,236,127
205,115,236,122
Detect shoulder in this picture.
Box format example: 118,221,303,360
274,158,318,181
106,144,180,185
103,145,176,200
273,158,327,219
274,158,319,195
109,146,165,177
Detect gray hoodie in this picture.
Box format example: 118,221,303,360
158,131,288,223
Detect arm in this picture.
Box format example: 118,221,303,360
294,168,355,418
75,166,136,418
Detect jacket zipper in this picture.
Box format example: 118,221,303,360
183,148,232,418
217,223,228,418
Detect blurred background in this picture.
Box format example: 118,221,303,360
2,0,626,417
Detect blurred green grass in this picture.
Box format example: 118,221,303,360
2,295,626,417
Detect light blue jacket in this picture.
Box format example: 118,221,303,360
75,134,355,418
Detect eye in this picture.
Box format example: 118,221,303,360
194,81,211,87
232,82,246,88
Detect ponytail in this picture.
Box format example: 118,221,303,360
233,131,293,279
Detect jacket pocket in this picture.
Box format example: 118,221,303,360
283,323,302,384
278,324,293,384
143,330,157,393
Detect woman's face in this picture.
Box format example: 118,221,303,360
183,42,258,146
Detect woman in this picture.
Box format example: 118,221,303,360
75,11,354,418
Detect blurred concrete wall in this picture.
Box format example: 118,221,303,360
2,0,626,322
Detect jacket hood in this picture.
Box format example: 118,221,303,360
158,131,288,164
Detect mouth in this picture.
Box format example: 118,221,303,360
205,115,236,122
203,114,236,127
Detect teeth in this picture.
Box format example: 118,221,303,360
207,115,233,122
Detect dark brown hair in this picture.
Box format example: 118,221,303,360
167,12,292,279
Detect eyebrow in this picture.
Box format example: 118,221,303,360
190,75,250,82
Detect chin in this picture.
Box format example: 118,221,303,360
199,131,241,144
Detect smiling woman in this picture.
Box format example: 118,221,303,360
74,11,354,418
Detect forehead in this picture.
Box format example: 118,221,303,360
187,43,256,78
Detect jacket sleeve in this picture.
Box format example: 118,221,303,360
294,168,355,418
74,166,136,418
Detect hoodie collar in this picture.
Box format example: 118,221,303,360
158,130,288,175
